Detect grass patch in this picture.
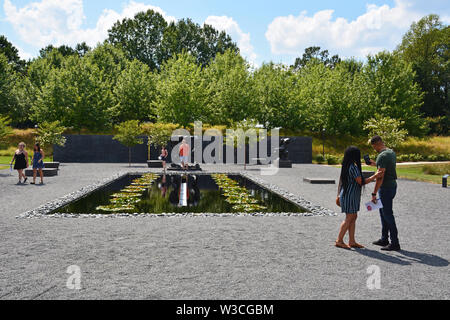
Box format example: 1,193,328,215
0,165,8,170
312,135,450,160
0,155,52,165
422,163,450,176
360,164,449,184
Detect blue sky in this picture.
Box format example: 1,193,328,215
1,0,449,65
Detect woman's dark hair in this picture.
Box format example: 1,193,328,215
34,143,41,152
339,146,364,195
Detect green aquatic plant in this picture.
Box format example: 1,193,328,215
96,173,158,213
212,174,267,213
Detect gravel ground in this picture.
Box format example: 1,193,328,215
0,163,449,300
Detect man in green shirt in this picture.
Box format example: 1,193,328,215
369,136,401,251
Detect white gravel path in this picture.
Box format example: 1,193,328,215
0,164,449,300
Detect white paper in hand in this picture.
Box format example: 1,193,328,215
365,199,383,212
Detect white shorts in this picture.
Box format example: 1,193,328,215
180,156,189,163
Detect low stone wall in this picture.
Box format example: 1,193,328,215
54,135,312,164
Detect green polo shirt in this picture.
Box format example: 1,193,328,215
376,148,398,188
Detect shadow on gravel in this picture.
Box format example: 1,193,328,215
397,250,449,267
355,249,410,265
355,248,449,267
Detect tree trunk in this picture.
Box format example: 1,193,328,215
244,145,247,170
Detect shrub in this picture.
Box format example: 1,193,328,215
315,154,325,164
326,154,340,165
437,154,450,161
397,154,409,163
364,115,408,149
410,154,424,162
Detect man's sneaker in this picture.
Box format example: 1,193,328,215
381,243,401,251
373,239,389,247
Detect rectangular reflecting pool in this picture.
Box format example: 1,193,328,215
53,173,306,214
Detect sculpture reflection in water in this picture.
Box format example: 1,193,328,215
166,174,201,208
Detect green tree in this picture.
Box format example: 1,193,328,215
0,35,26,72
35,121,67,158
10,74,33,127
75,42,91,57
162,19,238,67
32,55,113,132
113,120,143,166
0,53,16,117
154,52,208,127
297,61,360,137
39,44,77,58
359,51,425,136
0,115,13,148
107,10,238,69
111,59,156,123
252,63,301,130
397,14,449,120
225,119,259,170
141,122,179,160
28,49,65,89
364,115,408,149
205,50,253,125
292,46,341,70
84,43,128,86
108,9,168,70
39,42,91,58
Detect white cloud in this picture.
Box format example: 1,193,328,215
15,45,33,60
3,0,176,49
265,0,447,58
205,15,258,66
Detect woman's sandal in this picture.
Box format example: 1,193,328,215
335,241,351,249
349,243,365,249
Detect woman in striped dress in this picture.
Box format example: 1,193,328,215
335,147,379,249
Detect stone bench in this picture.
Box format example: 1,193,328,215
147,160,163,168
363,171,375,179
44,162,60,169
303,178,335,185
25,168,58,177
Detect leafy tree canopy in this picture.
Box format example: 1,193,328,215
0,35,26,72
107,10,238,69
36,120,67,148
292,46,341,70
397,14,449,118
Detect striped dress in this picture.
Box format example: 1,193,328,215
339,164,362,214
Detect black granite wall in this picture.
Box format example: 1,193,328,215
54,135,312,164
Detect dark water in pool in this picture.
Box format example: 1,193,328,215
54,174,306,214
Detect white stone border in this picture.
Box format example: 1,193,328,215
17,171,336,219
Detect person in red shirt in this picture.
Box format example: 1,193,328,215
179,139,190,171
